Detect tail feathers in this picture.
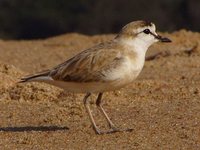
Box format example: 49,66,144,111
18,70,51,83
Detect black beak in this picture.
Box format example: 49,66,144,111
150,32,172,43
155,35,172,42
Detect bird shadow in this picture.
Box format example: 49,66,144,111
0,126,69,132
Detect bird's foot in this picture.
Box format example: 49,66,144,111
95,127,133,135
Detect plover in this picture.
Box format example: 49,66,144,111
19,20,171,134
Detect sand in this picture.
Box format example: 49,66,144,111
0,30,200,149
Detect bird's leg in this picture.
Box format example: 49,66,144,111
96,93,117,130
96,93,133,134
83,93,101,134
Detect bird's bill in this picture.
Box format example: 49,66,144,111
150,32,172,42
155,35,172,42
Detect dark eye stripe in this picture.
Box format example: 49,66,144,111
143,29,150,34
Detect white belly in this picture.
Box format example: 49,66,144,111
43,75,138,93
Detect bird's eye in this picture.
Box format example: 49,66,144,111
143,29,150,34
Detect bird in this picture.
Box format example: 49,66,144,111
19,20,171,134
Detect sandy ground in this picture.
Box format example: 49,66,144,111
0,30,200,149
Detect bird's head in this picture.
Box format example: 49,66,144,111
116,20,171,49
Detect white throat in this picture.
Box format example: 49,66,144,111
119,38,152,55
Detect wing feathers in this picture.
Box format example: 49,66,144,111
19,70,50,83
51,41,124,82
20,40,131,83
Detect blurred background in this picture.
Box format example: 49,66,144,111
0,0,199,39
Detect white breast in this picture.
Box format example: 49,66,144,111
104,54,145,85
116,37,149,79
